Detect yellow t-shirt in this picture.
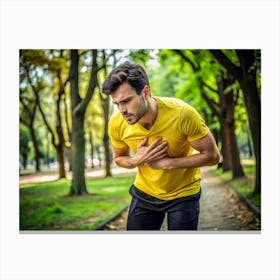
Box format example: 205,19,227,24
108,96,209,200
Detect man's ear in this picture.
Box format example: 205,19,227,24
142,85,151,100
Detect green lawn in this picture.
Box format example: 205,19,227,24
20,174,134,230
210,160,261,208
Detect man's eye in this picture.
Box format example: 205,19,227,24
121,99,131,104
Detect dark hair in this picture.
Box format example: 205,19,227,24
102,62,150,95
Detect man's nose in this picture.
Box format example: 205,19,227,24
119,104,127,114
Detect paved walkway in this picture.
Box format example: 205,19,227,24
198,169,260,230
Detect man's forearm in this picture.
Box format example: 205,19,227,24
114,155,138,169
115,150,220,170
170,152,220,169
148,152,220,170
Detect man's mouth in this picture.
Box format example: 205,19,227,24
124,114,133,119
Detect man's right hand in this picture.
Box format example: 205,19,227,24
130,137,168,167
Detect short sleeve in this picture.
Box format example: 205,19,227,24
180,104,209,142
108,113,128,148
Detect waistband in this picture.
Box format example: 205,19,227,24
129,184,201,211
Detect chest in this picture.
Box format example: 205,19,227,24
121,117,191,157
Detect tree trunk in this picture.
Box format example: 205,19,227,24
210,50,261,194
96,145,102,167
46,130,51,169
238,76,261,194
220,124,230,171
223,90,245,178
29,125,41,172
69,49,98,195
246,128,253,157
200,80,232,172
55,82,66,178
103,96,112,177
22,152,28,169
88,130,95,168
63,91,72,171
65,147,72,172
236,50,261,194
217,80,230,172
100,50,112,177
69,50,88,195
70,113,87,194
56,144,66,178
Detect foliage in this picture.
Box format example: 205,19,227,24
20,174,134,230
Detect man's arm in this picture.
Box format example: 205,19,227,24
147,131,220,170
112,137,168,169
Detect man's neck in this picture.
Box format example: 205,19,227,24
138,97,158,130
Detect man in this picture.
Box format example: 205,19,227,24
102,62,220,230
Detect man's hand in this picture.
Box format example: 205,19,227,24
146,157,172,170
147,132,220,170
130,137,168,167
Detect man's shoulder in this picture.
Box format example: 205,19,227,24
154,96,186,107
154,96,201,123
109,110,122,121
109,110,126,129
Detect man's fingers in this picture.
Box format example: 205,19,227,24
149,145,168,160
135,137,168,165
150,141,168,154
148,137,162,148
138,137,163,149
137,137,148,148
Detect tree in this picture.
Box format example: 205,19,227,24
173,50,245,178
69,50,99,195
61,80,72,172
210,50,261,194
20,50,69,178
19,125,31,169
19,73,41,172
44,51,69,178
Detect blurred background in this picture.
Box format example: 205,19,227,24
19,49,261,230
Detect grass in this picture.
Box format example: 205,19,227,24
210,160,261,208
20,174,135,230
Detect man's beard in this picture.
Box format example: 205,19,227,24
124,95,148,125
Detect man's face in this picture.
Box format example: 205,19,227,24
111,82,148,125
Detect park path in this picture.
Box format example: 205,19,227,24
103,168,261,231
19,166,137,185
197,169,260,230
20,167,261,231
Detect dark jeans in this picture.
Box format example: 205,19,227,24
127,185,200,230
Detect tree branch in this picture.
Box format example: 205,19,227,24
201,90,220,120
78,49,98,115
25,67,57,148
210,50,241,80
20,116,29,127
202,81,219,94
173,49,198,71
